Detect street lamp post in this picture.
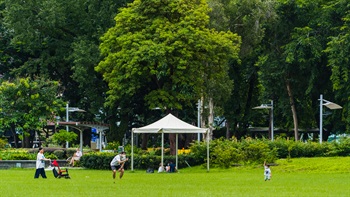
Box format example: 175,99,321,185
253,100,274,141
197,99,201,143
319,94,342,144
65,103,86,148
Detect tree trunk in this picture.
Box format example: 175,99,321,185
208,97,214,140
169,133,176,155
168,110,177,155
226,120,230,139
200,97,207,139
24,134,31,148
286,80,299,141
141,133,149,150
10,124,19,148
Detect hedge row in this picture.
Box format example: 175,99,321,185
79,152,200,170
0,148,85,160
2,137,350,169
78,137,350,169
190,137,350,168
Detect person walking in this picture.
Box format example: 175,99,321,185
34,147,50,179
264,160,272,181
110,151,128,183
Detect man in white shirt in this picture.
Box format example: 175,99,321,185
110,151,128,183
34,147,50,178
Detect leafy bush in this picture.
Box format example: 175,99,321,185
53,150,65,159
241,139,277,164
10,152,36,160
0,138,8,149
210,139,242,168
105,141,120,150
0,149,36,160
80,152,114,170
45,153,58,160
50,129,78,147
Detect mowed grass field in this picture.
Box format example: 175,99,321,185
0,157,349,197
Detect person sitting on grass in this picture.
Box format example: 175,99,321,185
169,161,176,173
158,163,164,173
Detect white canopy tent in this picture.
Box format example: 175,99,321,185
131,113,210,171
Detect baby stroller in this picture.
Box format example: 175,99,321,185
51,160,70,179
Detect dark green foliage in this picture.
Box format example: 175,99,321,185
50,130,78,148
53,150,65,159
104,141,121,150
0,138,8,149
326,138,350,156
9,152,36,160
80,152,114,170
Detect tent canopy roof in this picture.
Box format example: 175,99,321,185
132,113,207,133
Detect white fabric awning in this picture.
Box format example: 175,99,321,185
132,113,207,133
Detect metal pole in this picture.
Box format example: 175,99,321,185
80,130,83,152
271,100,274,141
207,130,210,172
197,99,201,142
176,134,178,170
66,103,69,148
161,133,164,168
131,131,134,171
99,130,102,151
319,94,323,144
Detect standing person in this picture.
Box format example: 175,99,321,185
34,147,50,179
69,148,82,166
264,160,272,181
110,151,128,183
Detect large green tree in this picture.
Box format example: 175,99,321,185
207,0,277,139
1,1,131,112
96,0,240,153
1,0,133,143
0,77,65,148
258,0,340,141
324,0,350,134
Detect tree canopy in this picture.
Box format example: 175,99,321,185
1,0,350,146
96,0,241,112
0,77,65,147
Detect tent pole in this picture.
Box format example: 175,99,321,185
207,130,210,172
161,133,164,167
176,133,178,170
131,130,134,171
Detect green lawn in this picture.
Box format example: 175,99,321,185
0,157,349,197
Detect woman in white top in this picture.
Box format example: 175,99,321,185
69,148,83,166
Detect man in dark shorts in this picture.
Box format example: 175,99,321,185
110,151,128,183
